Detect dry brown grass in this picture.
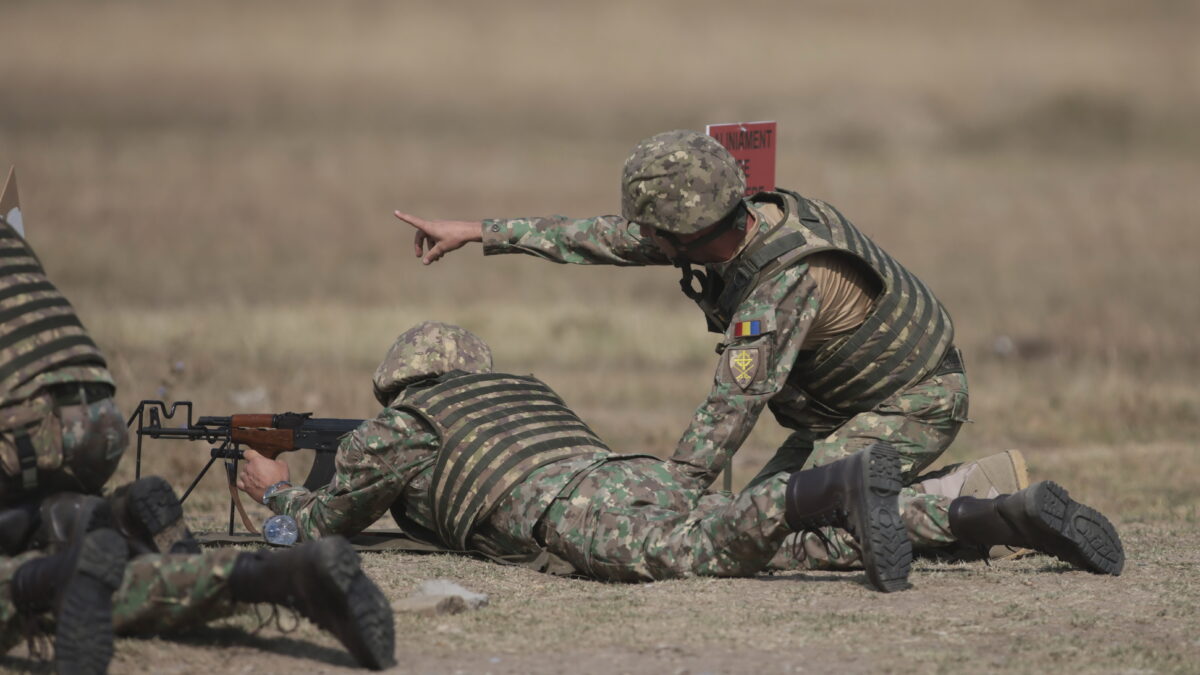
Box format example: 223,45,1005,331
2,0,1198,672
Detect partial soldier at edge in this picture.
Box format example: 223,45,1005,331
0,170,396,673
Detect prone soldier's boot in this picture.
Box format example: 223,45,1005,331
11,528,128,675
229,536,396,670
0,501,38,555
784,442,912,592
32,492,113,554
948,481,1124,575
106,476,201,555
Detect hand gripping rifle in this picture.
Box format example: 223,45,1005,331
126,400,363,535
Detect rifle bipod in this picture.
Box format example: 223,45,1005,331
126,400,355,536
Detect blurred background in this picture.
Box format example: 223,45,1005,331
2,0,1197,523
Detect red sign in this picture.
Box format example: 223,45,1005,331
705,121,777,195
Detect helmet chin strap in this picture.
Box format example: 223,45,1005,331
658,201,747,301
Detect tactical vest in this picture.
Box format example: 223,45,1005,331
694,190,953,414
395,371,610,551
0,218,110,412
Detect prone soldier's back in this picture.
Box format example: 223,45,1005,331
0,208,123,503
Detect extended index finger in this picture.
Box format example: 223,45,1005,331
393,210,426,229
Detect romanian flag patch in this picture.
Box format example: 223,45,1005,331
733,320,762,338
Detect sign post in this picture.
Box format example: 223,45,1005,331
705,121,777,195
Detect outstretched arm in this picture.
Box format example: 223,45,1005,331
483,214,670,266
394,209,670,267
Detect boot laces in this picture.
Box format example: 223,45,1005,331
791,508,849,562
19,615,52,663
250,603,301,635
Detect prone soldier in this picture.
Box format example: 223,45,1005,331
393,130,1124,574
239,321,915,591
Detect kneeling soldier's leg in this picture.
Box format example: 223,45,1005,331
542,447,911,592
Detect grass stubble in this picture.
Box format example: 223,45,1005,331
1,1,1197,672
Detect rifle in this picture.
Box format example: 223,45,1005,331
126,400,363,535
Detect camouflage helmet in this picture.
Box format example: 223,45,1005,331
373,321,493,406
621,130,745,234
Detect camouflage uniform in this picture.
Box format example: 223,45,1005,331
269,323,798,582
0,215,125,503
474,133,969,567
0,215,271,646
0,548,241,650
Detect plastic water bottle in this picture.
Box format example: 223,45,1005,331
262,514,299,547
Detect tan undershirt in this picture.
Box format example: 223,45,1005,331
752,203,879,350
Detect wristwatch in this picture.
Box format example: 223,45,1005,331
262,480,293,505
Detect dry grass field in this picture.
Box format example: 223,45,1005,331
2,1,1198,672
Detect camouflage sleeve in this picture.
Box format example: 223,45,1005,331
481,215,671,266
267,408,439,541
667,264,821,488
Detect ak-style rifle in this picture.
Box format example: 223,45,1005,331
126,400,363,535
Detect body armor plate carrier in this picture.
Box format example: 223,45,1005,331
396,372,609,551
0,218,110,410
694,190,954,415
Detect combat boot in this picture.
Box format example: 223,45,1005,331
0,501,37,555
32,492,112,554
914,449,1031,560
107,476,200,555
784,442,912,592
12,528,128,675
229,536,396,670
948,481,1124,575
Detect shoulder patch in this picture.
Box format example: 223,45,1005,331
727,347,761,390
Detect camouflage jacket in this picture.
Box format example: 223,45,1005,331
482,201,824,488
268,402,600,554
268,408,445,542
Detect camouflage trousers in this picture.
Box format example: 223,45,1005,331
0,548,241,652
500,457,794,582
756,370,970,570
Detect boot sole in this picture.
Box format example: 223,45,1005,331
1025,481,1125,575
126,477,201,554
858,443,913,593
311,538,397,670
55,529,127,675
